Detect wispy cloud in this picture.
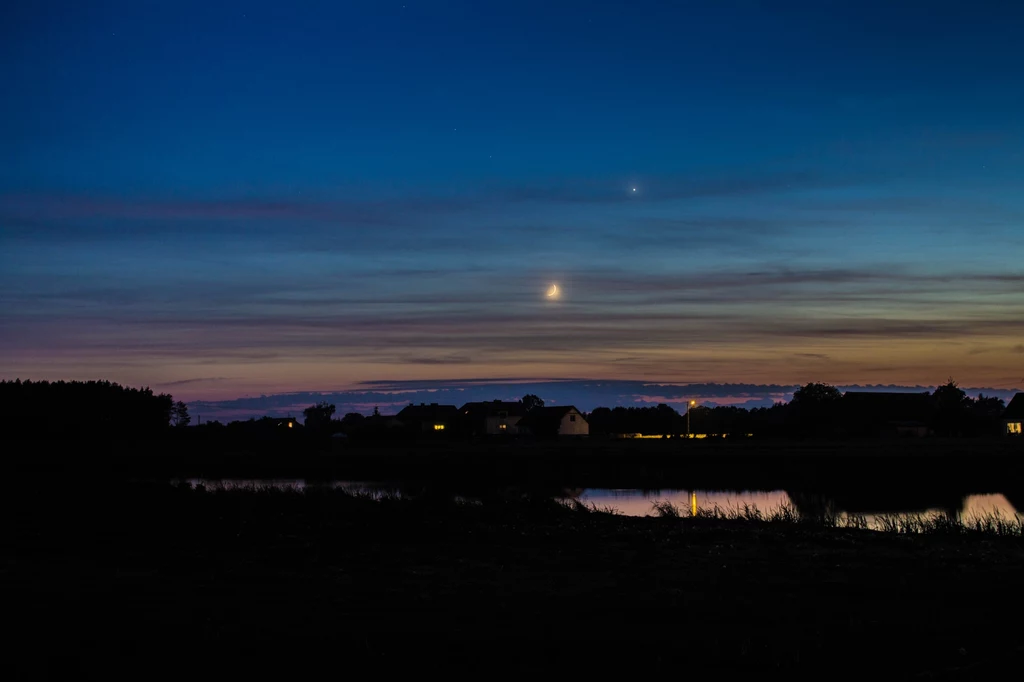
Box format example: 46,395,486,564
4,169,1022,394
157,377,231,387
0,168,866,247
403,355,473,365
3,264,1021,366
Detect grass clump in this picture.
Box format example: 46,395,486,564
874,511,1024,537
651,500,682,517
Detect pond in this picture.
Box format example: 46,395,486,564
172,479,1022,529
577,488,1020,526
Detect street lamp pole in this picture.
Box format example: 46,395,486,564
687,400,696,438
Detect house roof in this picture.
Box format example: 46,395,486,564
459,400,526,419
396,403,460,422
518,405,586,429
1005,393,1024,419
841,391,934,422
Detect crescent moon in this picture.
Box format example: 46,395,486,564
546,284,559,298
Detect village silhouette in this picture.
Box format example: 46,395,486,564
3,378,1020,443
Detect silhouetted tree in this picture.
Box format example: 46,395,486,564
303,401,336,431
792,382,843,405
791,382,842,438
933,379,969,411
171,401,191,427
521,394,544,412
0,379,174,439
968,393,1006,436
971,394,1005,417
933,379,970,436
584,404,683,436
340,412,365,434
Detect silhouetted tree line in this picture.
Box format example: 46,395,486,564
5,378,1007,445
773,380,1005,439
567,380,1006,440
280,380,1009,443
187,415,307,445
0,379,181,439
587,402,788,438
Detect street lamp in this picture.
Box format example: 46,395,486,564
687,400,696,438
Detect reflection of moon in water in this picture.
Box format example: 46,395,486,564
546,284,560,299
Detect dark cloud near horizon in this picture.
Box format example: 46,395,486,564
156,377,231,387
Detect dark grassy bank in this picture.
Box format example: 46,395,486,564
6,482,1024,678
13,435,1024,495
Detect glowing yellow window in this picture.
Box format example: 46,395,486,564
433,424,445,431
1009,422,1023,435
499,423,507,431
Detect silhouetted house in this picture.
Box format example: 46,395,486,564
841,391,934,437
363,414,404,430
517,405,589,437
341,413,404,442
1004,393,1024,436
396,403,459,433
459,400,526,435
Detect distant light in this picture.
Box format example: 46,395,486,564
288,422,293,428
632,187,637,192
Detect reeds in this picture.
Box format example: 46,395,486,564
647,498,1023,536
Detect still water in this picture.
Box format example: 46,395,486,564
174,479,1021,528
577,488,1020,525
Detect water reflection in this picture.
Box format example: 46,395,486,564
577,489,1021,528
580,489,791,518
173,478,400,498
173,479,1021,530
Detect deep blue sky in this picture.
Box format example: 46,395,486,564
2,1,1022,405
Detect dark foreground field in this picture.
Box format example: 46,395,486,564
5,482,1024,679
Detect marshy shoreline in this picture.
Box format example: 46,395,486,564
6,479,1024,678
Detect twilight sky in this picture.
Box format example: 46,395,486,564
2,1,1022,407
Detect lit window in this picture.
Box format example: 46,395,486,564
434,424,445,431
1009,422,1023,435
499,423,507,431
287,422,293,428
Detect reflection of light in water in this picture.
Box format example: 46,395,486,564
173,482,1022,530
177,478,306,490
961,494,1020,519
579,489,793,517
576,490,1023,528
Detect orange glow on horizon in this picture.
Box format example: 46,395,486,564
3,332,1021,402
